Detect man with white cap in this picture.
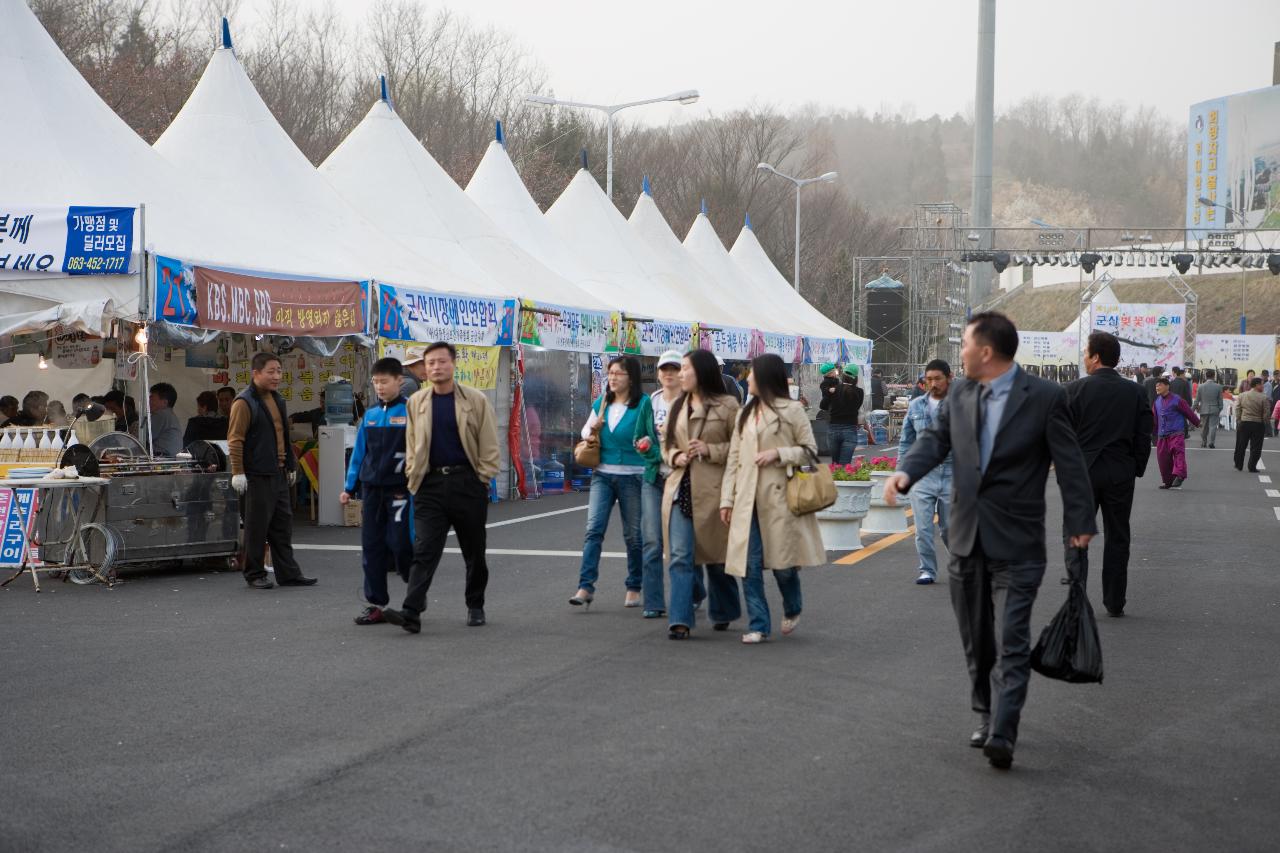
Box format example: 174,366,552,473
400,346,428,398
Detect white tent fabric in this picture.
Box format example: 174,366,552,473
465,141,600,291
544,171,707,321
0,0,214,319
1061,282,1120,336
0,298,114,339
628,190,768,329
320,101,607,310
154,46,491,295
727,221,861,340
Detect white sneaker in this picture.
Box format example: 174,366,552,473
781,616,800,635
915,571,936,585
741,631,768,644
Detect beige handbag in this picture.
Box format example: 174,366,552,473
573,397,606,468
786,447,837,515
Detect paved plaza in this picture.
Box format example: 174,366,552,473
3,444,1278,852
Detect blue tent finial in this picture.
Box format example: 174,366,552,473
581,148,588,171
495,120,504,145
380,75,390,106
221,17,232,49
700,198,708,216
642,175,652,196
745,212,753,231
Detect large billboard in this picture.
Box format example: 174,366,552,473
1187,84,1280,238
1088,303,1185,369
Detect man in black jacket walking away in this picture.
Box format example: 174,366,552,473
1065,332,1153,617
820,364,864,464
885,312,1096,770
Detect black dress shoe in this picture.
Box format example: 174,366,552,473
1105,608,1125,617
467,608,486,627
246,577,274,590
983,736,1014,769
969,725,989,748
277,576,318,586
383,608,421,634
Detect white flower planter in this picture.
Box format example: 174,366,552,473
863,470,910,534
817,480,874,551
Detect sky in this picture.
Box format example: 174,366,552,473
235,0,1280,128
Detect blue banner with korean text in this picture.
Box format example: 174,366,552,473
377,283,517,347
0,205,135,275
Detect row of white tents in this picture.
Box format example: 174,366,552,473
1,0,863,356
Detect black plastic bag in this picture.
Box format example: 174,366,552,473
1031,547,1104,683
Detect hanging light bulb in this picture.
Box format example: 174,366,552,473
134,326,149,348
38,354,48,370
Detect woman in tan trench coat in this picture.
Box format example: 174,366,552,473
720,354,826,643
661,350,742,639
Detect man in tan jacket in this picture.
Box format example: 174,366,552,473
383,341,500,633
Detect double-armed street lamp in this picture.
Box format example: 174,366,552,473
524,89,700,199
756,163,838,295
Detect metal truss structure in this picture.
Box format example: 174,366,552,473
852,204,970,384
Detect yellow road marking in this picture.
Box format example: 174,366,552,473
833,507,917,565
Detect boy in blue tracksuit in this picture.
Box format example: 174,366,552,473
341,357,414,624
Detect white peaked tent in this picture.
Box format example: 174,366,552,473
0,0,230,331
1062,281,1120,336
153,40,489,295
727,218,863,341
465,141,601,293
628,184,771,329
321,103,606,310
544,170,707,321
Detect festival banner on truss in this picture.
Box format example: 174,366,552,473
1088,303,1185,368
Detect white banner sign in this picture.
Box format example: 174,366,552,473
1088,303,1185,368
1017,331,1080,366
0,205,136,275
1194,334,1276,375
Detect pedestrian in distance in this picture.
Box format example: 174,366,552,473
229,352,316,590
720,354,826,645
1234,376,1268,473
1237,369,1256,394
398,346,428,398
1065,332,1153,616
896,358,953,585
1169,366,1193,440
663,349,742,639
382,342,500,633
1194,369,1224,448
717,355,744,403
341,357,414,626
569,356,653,610
885,311,1096,770
634,350,686,619
821,363,864,465
1152,376,1200,489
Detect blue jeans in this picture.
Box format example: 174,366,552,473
578,471,643,595
641,478,667,612
742,511,802,635
667,508,738,629
909,467,951,579
829,423,859,465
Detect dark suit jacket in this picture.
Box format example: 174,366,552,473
1169,376,1192,407
1141,376,1159,408
898,366,1097,563
1065,367,1153,486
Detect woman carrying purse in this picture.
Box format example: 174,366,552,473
720,354,827,644
570,356,653,609
662,349,742,639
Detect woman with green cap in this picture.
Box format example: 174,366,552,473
820,363,864,464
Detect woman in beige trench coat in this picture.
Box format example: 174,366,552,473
661,350,742,639
720,354,826,643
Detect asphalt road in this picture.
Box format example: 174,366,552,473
2,441,1278,852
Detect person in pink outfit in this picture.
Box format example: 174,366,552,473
1153,376,1201,489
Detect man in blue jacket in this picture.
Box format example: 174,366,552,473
896,359,953,585
340,357,413,625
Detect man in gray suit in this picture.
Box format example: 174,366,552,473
884,312,1096,771
1195,369,1224,448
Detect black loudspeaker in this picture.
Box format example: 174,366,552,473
866,288,907,362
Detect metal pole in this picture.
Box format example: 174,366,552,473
605,113,614,199
1241,267,1247,334
970,0,996,305
794,183,802,293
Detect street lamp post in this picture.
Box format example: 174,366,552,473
756,163,838,295
524,89,700,199
1198,196,1250,333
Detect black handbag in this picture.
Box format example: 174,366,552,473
1031,547,1104,684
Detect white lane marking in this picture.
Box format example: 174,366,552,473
1273,507,1280,522
1259,475,1272,483
480,504,590,529
1266,489,1280,499
1259,461,1267,470
291,543,623,558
